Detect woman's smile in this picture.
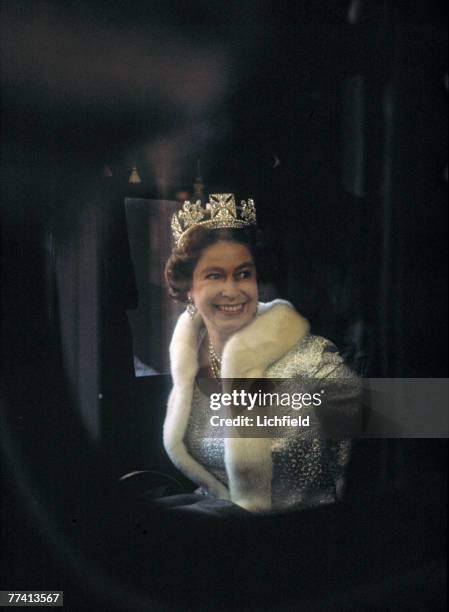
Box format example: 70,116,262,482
213,301,248,314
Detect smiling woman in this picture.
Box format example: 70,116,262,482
163,194,361,513
166,224,261,375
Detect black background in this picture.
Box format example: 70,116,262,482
1,1,447,610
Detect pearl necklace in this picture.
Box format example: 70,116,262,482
208,338,222,380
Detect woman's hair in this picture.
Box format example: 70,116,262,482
165,226,263,303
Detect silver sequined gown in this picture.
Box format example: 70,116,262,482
184,334,361,512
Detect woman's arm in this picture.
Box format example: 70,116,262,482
163,389,230,500
312,340,363,439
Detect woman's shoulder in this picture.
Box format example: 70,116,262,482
266,333,353,378
254,301,336,375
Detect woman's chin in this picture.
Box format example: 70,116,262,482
213,312,254,337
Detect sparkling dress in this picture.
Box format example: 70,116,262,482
184,335,360,512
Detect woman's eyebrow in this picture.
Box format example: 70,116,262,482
200,265,225,274
235,261,255,270
200,261,255,274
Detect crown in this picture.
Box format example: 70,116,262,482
171,193,256,248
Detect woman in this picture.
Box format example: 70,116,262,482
164,194,360,513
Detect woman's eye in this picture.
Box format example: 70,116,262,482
237,270,252,279
205,273,220,280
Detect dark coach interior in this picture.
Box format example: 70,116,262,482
1,1,447,610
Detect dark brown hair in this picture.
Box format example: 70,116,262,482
165,226,262,303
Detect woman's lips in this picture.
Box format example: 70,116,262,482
213,302,247,314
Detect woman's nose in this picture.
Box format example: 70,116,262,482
221,277,239,299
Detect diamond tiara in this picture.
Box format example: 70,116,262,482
171,193,257,249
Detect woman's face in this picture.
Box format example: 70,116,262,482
190,240,258,340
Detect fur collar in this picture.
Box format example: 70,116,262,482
163,300,309,512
